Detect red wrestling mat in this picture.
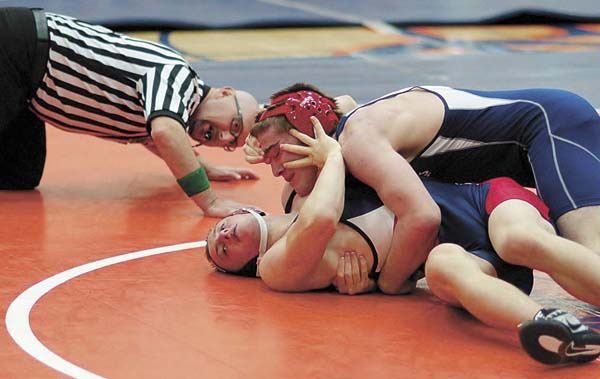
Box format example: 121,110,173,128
1,127,598,378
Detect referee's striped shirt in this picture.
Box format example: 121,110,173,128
30,12,207,143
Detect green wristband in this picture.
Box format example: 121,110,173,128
177,167,210,197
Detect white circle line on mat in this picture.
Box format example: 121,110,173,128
5,241,206,379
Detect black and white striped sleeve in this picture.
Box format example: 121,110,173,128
139,64,198,130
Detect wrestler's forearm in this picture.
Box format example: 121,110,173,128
378,218,437,294
340,125,439,294
297,150,345,232
269,150,345,285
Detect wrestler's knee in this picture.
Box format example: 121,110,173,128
425,244,470,287
491,222,549,265
425,244,475,305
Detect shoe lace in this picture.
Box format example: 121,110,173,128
543,309,589,334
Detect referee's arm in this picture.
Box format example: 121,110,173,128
150,116,224,216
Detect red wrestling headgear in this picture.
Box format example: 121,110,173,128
257,90,339,137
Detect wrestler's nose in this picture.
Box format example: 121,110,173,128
217,227,232,241
271,162,283,177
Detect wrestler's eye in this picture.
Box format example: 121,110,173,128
266,145,280,159
222,245,228,255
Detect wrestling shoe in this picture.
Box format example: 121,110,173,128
518,308,600,365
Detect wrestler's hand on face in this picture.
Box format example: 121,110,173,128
243,134,265,164
335,252,376,295
281,116,341,170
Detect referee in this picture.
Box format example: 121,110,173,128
0,7,261,217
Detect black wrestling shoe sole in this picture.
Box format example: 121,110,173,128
519,320,600,365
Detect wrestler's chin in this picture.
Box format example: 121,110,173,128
286,165,319,196
293,179,316,197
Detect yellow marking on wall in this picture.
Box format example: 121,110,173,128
409,25,567,41
578,24,600,33
506,43,599,52
125,31,161,43
167,27,417,61
551,35,600,44
125,25,600,62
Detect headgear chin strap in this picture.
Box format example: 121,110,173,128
258,90,339,137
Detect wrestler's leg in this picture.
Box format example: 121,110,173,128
488,200,600,306
526,92,600,252
556,206,600,253
425,243,541,330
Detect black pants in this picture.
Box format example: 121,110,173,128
0,7,46,189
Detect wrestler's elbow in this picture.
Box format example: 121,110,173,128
300,211,338,239
261,265,312,293
380,278,417,295
412,206,441,234
335,95,358,113
382,188,441,226
300,202,339,230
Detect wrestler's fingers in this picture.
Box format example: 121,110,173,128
243,142,263,156
358,254,369,286
283,157,313,169
244,135,263,152
288,128,314,145
280,143,311,156
350,252,361,286
336,256,349,293
344,253,354,294
243,142,265,164
245,155,265,164
336,257,345,293
310,116,326,137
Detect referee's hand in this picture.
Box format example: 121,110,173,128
200,197,264,218
206,165,259,181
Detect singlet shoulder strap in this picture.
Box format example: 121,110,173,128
284,190,297,214
340,220,379,279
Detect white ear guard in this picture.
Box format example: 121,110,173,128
240,208,268,278
243,208,268,258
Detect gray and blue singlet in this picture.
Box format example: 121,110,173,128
336,86,600,221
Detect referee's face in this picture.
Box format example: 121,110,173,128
189,93,244,150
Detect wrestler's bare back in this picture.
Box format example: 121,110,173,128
339,88,445,161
